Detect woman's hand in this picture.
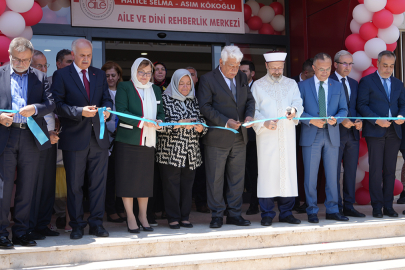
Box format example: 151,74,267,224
194,124,204,133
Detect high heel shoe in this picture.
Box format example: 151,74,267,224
126,221,140,233
139,223,154,232
179,221,193,228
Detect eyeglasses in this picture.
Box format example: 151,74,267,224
11,57,31,65
336,62,354,67
268,67,284,72
33,63,50,69
314,66,331,73
138,71,152,77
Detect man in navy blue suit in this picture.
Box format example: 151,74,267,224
357,50,405,218
329,50,365,218
51,38,113,239
298,53,349,223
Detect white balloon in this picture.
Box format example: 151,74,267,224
356,168,366,183
358,155,369,172
352,51,372,72
364,38,387,59
348,68,362,82
6,0,34,13
270,14,285,32
244,23,249,33
353,4,374,24
364,0,387,12
246,0,260,16
378,25,400,44
19,26,33,40
0,11,26,38
258,6,275,24
350,19,361,34
393,14,404,27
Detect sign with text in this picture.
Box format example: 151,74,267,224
72,0,244,34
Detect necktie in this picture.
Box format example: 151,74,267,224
383,78,390,101
341,78,350,117
81,69,90,100
228,78,237,101
318,81,326,118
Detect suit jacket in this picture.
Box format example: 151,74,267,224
197,66,255,148
329,73,360,140
247,80,256,142
357,71,405,139
0,65,55,154
298,76,348,147
114,82,165,146
51,64,113,151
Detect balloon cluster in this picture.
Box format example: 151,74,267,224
346,0,404,82
244,0,285,35
0,0,44,64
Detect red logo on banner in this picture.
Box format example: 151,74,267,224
81,0,115,20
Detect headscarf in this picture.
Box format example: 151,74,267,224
131,57,157,148
164,69,195,103
153,61,167,87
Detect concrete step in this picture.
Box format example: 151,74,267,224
21,237,405,270
304,258,405,270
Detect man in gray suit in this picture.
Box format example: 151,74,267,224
197,46,255,228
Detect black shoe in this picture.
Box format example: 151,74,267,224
372,209,383,218
383,207,398,217
70,227,84,240
169,223,181,229
36,227,60,236
326,212,349,221
261,216,273,226
89,225,109,237
209,217,223,228
246,205,260,215
148,218,158,227
139,224,154,232
397,191,405,204
107,215,125,223
26,231,46,240
294,203,307,214
279,215,301,224
12,234,37,246
343,208,366,218
126,221,140,233
226,216,251,226
55,216,66,230
0,236,14,249
196,205,211,213
179,221,193,228
308,214,319,223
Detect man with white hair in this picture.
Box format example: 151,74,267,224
197,45,255,228
51,38,112,239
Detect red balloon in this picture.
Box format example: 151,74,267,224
247,16,263,31
355,187,371,205
345,34,366,54
362,66,377,77
372,9,394,29
0,36,11,63
387,42,397,51
244,4,252,22
270,2,283,15
359,22,378,41
358,0,364,3
274,31,282,35
359,137,368,157
259,24,274,35
20,2,43,26
386,0,405,14
394,179,403,196
371,58,378,67
258,3,264,8
361,172,370,191
0,0,6,16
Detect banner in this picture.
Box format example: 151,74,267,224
71,0,244,34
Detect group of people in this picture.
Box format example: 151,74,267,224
0,36,404,250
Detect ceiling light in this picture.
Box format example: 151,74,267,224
141,52,148,55
44,49,51,52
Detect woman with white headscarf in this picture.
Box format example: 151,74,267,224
156,69,207,229
114,58,165,233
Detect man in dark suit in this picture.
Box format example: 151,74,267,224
51,38,113,239
197,46,255,228
0,37,55,248
329,50,365,218
299,53,349,223
357,50,405,218
292,58,314,83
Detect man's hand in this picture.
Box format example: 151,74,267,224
155,120,162,130
286,108,296,120
264,120,278,130
327,116,337,126
354,119,362,130
103,107,111,120
244,116,254,128
82,106,97,118
144,120,157,128
49,130,59,144
226,119,241,130
19,105,36,118
0,113,15,127
342,118,354,129
310,119,326,128
376,119,391,128
395,115,405,125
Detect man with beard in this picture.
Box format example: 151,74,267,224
252,52,303,226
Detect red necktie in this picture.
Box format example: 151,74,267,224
81,69,90,100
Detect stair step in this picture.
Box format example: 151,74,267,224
304,258,405,270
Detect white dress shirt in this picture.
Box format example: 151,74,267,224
73,62,90,85
334,71,351,100
314,76,329,114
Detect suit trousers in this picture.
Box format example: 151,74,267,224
366,125,401,210
159,160,196,223
337,128,359,210
0,128,41,237
193,142,207,208
105,150,124,216
63,131,108,229
302,128,339,215
205,132,245,218
245,140,258,206
259,197,295,219
29,143,57,232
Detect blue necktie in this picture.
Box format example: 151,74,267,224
383,78,390,101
